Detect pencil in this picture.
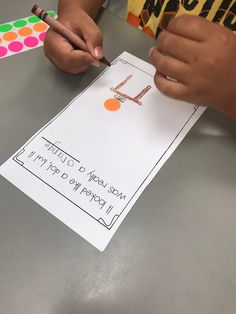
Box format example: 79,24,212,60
31,4,111,67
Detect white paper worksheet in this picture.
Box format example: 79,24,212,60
0,52,205,251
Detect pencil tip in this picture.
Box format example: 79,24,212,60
101,57,111,67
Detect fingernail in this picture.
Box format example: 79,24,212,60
94,47,104,59
92,60,101,67
149,47,155,57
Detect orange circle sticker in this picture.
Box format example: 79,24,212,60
18,27,33,37
104,98,121,111
3,31,17,41
33,22,48,32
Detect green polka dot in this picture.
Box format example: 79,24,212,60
13,19,27,27
48,11,56,17
28,16,40,23
0,24,12,32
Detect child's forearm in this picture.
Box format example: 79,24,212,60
58,0,105,19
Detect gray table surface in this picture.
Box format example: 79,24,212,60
1,1,236,314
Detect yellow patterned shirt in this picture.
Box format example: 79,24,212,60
127,0,236,38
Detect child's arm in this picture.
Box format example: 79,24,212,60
150,15,236,120
60,0,105,19
44,0,105,73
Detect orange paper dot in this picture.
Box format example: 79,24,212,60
0,37,2,44
18,27,33,37
104,98,121,111
3,31,17,41
33,22,48,32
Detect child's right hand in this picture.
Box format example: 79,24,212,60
44,6,103,73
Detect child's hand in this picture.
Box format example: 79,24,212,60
150,15,236,119
44,6,103,73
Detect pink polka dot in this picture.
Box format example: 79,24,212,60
8,41,23,52
0,46,8,57
24,36,39,48
39,32,46,42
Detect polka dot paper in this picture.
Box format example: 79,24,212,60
0,11,56,58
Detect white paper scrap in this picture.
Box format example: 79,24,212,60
0,52,205,251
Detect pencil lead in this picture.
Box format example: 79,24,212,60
101,57,111,67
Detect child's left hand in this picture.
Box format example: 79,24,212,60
150,14,236,120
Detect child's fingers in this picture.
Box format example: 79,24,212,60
79,18,104,59
44,29,100,73
150,47,189,84
154,72,190,102
167,14,213,42
44,28,74,53
45,48,89,74
157,30,200,64
62,50,100,73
